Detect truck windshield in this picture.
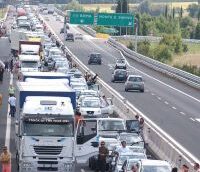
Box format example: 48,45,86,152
98,120,125,131
21,61,38,68
23,122,73,137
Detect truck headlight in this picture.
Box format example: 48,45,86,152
22,162,32,167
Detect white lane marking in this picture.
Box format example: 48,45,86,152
81,169,85,172
196,118,200,122
151,93,155,96
180,112,186,115
172,106,177,110
164,101,169,105
157,96,162,100
190,118,195,121
117,50,200,104
5,73,13,150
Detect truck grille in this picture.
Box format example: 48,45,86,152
34,146,63,155
37,167,58,171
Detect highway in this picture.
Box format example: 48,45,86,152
45,14,200,159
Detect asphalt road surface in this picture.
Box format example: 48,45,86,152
45,14,200,159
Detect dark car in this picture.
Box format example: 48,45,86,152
65,33,74,41
111,69,128,82
88,53,102,65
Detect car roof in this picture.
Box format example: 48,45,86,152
114,69,127,72
128,75,142,78
140,160,171,166
90,52,101,55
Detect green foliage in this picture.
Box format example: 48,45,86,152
195,22,200,39
154,44,172,63
137,0,151,14
159,34,183,54
127,42,134,50
183,44,189,52
137,40,151,57
173,64,200,76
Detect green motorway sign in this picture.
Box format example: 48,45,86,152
97,13,134,27
70,12,94,25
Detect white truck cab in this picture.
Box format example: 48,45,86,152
18,55,40,72
15,96,75,172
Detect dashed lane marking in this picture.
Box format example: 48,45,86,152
164,101,169,105
172,106,177,110
190,118,195,122
195,118,200,123
157,97,162,100
180,112,186,116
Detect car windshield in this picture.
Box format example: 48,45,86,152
91,54,101,58
142,165,171,172
23,122,73,137
119,154,145,165
81,100,100,108
117,59,125,63
21,61,38,68
50,51,62,56
129,77,142,82
99,120,125,131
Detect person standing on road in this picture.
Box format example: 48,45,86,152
8,85,15,97
179,164,189,172
8,94,16,117
116,141,130,154
171,167,178,172
0,65,4,82
98,141,109,172
9,59,13,73
0,146,11,172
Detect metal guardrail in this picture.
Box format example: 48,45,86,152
39,14,199,171
108,37,200,89
112,35,200,44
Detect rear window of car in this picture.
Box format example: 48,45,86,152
91,54,101,58
115,70,126,75
129,77,142,82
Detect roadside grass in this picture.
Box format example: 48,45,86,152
118,40,200,66
81,4,114,12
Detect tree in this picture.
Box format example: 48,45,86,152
180,6,183,18
164,5,168,18
172,7,175,19
138,0,151,14
137,40,151,57
154,44,172,63
195,23,200,39
180,16,194,28
198,9,200,21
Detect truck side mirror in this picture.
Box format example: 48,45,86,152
91,141,99,148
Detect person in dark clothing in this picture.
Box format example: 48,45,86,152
0,66,4,82
171,167,178,172
98,141,109,172
9,59,13,73
4,61,9,71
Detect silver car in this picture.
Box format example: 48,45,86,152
125,75,144,92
